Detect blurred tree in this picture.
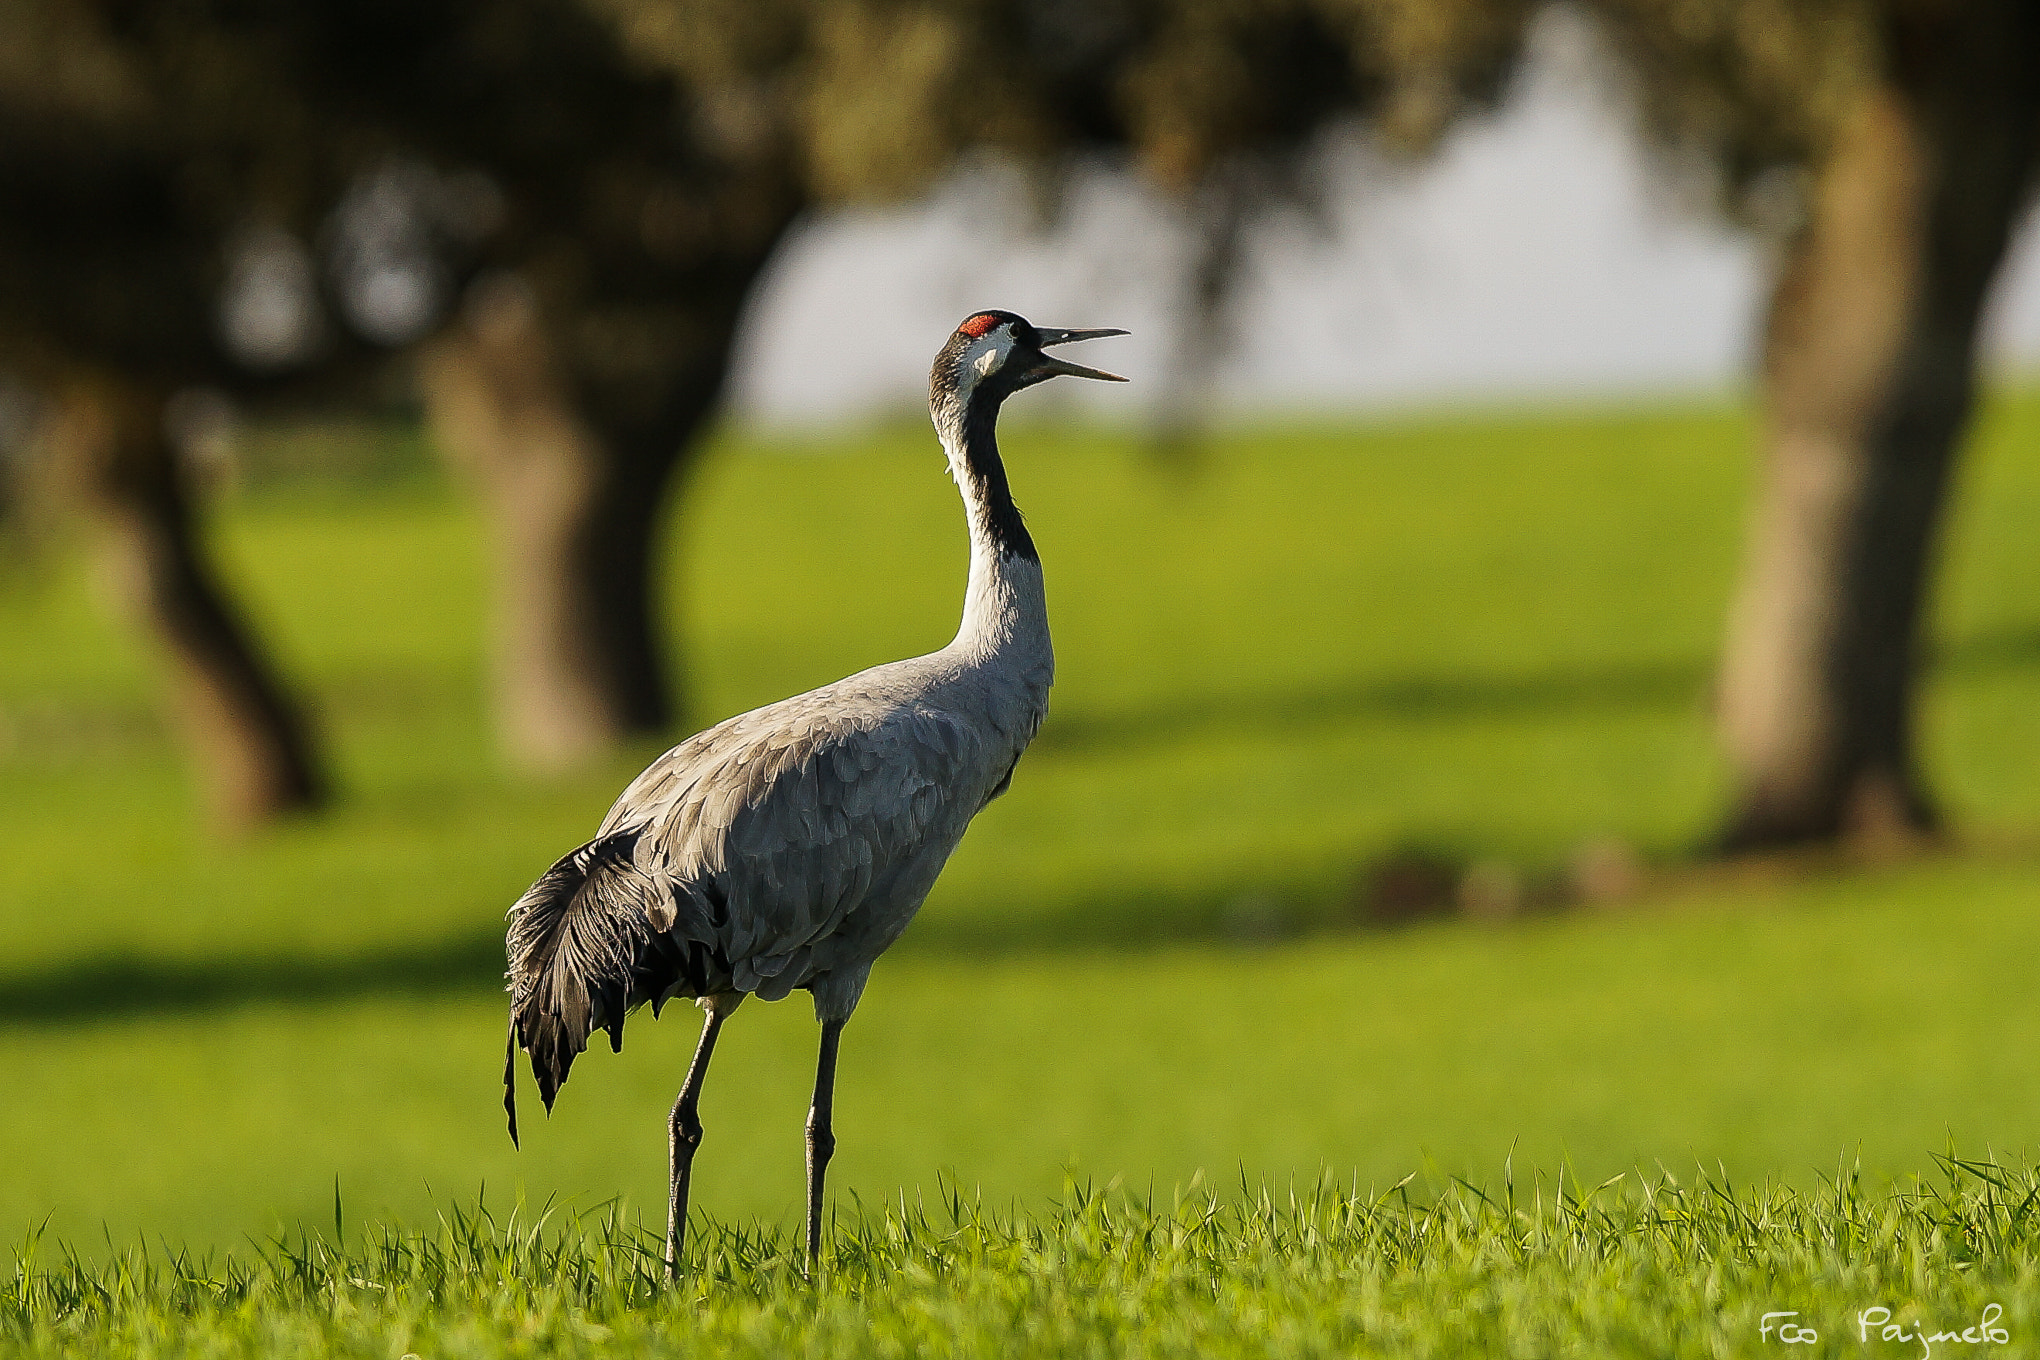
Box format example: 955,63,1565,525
1717,3,2040,851
0,0,332,828
0,0,801,818
1597,0,2040,850
287,0,804,767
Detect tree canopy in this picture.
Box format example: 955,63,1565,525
588,0,1878,219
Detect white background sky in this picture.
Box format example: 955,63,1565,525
728,8,2040,427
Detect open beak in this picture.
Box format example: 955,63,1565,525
1030,327,1130,382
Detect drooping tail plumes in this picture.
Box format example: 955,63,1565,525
504,828,737,1142
504,830,668,1136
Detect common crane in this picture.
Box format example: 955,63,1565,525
504,311,1127,1275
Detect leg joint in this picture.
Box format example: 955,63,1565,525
805,1111,836,1162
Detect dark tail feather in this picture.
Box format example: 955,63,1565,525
504,1017,520,1148
505,831,667,1112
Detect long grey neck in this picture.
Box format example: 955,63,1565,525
936,400,1051,668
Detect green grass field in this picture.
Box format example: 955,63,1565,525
6,391,2040,1351
13,1161,2040,1357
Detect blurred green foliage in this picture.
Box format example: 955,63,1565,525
0,0,793,395
593,0,1874,214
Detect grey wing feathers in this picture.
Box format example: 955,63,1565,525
617,699,983,998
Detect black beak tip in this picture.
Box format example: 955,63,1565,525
1039,326,1131,347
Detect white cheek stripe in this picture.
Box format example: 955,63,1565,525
957,328,1017,400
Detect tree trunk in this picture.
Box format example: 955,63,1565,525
50,378,326,830
419,273,742,770
1715,2,2040,853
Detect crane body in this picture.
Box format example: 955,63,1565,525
503,310,1126,1274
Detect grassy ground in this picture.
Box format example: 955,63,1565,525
4,390,2040,1345
11,1162,2040,1357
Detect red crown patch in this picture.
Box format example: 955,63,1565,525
958,313,1003,338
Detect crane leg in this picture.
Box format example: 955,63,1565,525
804,1018,845,1270
665,1003,729,1281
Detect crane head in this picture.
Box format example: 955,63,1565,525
932,310,1129,415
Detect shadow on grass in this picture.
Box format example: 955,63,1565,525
1944,625,2040,677
0,933,510,1028
0,879,1347,1029
1034,624,2040,755
1033,659,1704,754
